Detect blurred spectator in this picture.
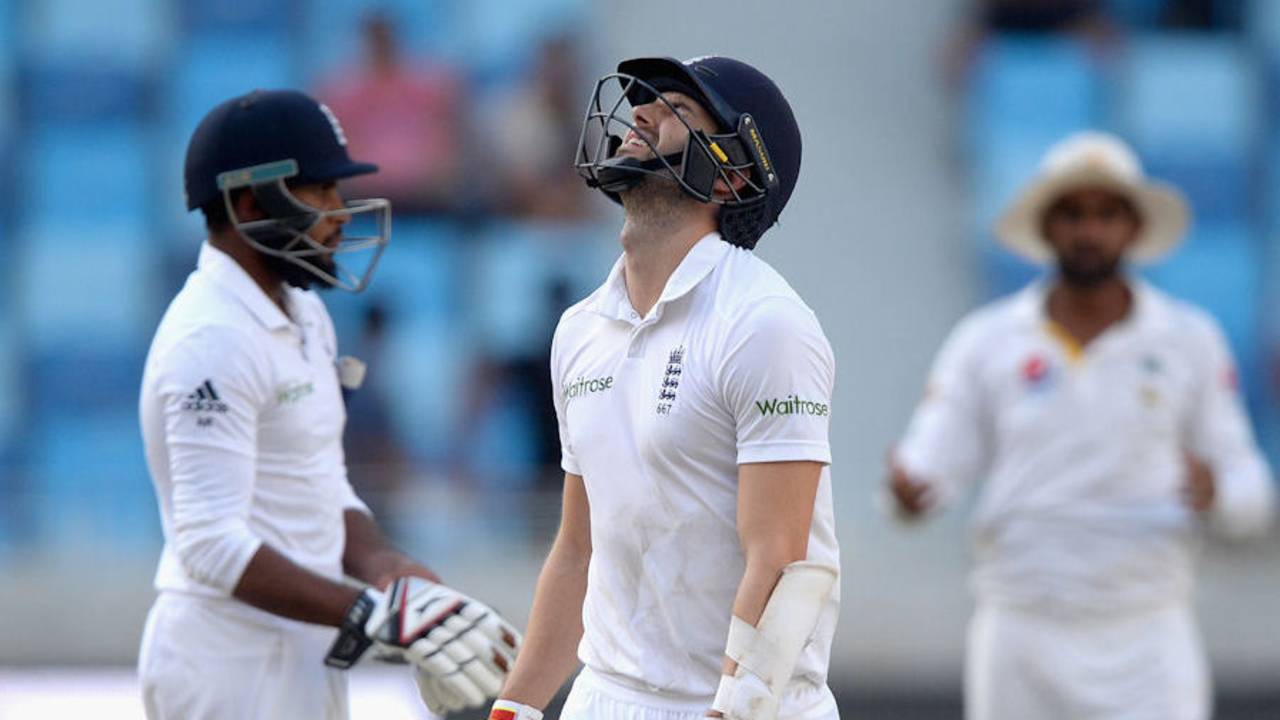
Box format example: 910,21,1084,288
343,302,411,518
486,35,595,221
316,13,465,214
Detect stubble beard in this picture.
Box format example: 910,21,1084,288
619,174,702,239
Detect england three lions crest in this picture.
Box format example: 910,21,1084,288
657,346,684,415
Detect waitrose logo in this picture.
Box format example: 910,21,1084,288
755,394,829,417
563,375,614,403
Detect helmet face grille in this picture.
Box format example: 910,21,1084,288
575,72,768,208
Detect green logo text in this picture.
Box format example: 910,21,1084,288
564,375,614,403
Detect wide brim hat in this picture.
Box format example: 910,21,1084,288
995,131,1190,264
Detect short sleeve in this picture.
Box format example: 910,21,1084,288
153,324,271,592
550,320,582,476
717,296,835,465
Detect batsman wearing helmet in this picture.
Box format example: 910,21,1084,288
487,57,841,720
138,89,520,719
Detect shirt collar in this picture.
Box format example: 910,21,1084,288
1013,274,1162,334
198,242,294,331
588,232,730,322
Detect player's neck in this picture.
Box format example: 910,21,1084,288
617,180,716,318
618,218,713,318
1046,276,1132,343
210,233,290,313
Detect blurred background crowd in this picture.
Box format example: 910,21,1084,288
0,0,1278,717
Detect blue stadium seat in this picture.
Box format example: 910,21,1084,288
969,136,1052,236
1142,222,1264,401
1118,36,1260,222
179,0,294,36
468,221,612,360
168,32,296,143
0,313,19,459
324,217,463,343
16,220,157,352
451,0,584,85
20,0,170,72
1103,0,1169,28
966,37,1104,152
26,409,159,550
20,0,166,124
21,61,148,125
381,317,471,461
25,123,152,223
1248,0,1280,54
1118,35,1260,158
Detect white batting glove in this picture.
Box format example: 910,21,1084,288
353,577,520,714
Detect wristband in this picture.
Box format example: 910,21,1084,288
489,698,543,720
323,588,379,669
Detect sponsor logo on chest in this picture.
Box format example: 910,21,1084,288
564,374,614,405
277,380,316,405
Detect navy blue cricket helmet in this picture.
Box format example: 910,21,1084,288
576,55,802,249
184,89,391,292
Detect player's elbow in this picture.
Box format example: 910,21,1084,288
172,517,262,593
742,533,809,576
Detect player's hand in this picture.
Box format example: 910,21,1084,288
1182,451,1216,513
370,577,521,714
887,452,933,518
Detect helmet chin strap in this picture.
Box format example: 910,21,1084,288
593,151,686,194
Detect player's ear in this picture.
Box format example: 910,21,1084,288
711,171,749,201
231,187,267,222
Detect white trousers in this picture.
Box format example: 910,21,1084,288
138,592,349,720
562,666,840,720
965,603,1209,720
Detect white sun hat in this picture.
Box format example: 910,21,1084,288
995,131,1191,264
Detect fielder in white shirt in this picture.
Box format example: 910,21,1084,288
889,132,1276,720
488,57,840,720
139,89,520,720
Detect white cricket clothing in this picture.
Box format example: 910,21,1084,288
563,667,839,720
139,592,350,720
551,234,841,711
141,242,368,597
965,603,1208,720
138,243,369,717
897,279,1275,616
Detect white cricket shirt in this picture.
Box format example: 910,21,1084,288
140,243,368,603
552,233,841,706
898,279,1275,616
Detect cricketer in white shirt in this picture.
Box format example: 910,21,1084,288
550,233,841,718
896,279,1275,718
138,242,369,718
892,130,1277,720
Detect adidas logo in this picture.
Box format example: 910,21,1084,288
181,379,229,414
